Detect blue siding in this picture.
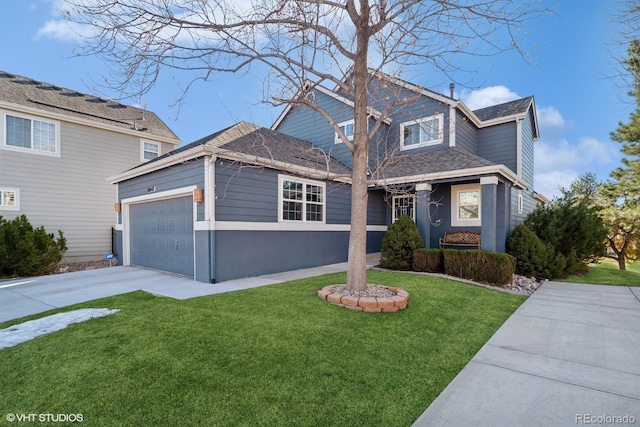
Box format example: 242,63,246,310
521,111,535,185
477,123,517,173
118,159,205,220
455,110,477,154
214,229,385,282
276,91,355,167
216,160,387,226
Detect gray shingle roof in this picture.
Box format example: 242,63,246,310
373,147,496,180
472,96,533,121
129,122,352,177
0,70,180,142
218,126,353,176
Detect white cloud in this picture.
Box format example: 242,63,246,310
536,105,565,136
460,86,520,110
534,137,621,199
36,19,85,42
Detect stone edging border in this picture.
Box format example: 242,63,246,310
316,285,409,313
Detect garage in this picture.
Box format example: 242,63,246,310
129,196,195,277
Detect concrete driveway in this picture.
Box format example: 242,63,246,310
0,254,381,324
0,267,207,323
413,281,640,426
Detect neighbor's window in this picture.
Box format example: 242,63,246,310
392,195,416,222
4,114,59,155
0,188,19,211
280,175,325,222
142,141,160,161
451,184,480,227
334,119,354,144
400,113,444,150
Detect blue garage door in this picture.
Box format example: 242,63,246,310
130,196,194,277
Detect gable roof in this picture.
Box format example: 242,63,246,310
472,96,534,121
110,122,351,183
0,70,181,144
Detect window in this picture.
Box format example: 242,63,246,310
0,188,19,211
279,175,325,222
4,114,58,155
142,141,160,161
400,114,444,150
392,195,416,222
517,193,524,214
451,184,480,227
334,119,354,144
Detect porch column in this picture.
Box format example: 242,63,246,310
480,176,498,252
416,183,432,248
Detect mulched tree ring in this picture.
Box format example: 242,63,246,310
316,284,409,313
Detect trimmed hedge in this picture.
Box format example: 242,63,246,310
412,249,444,273
442,249,515,286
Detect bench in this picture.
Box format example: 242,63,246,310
439,231,481,249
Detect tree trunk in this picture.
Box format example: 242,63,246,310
346,13,371,292
618,254,627,271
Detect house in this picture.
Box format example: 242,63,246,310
0,71,181,261
109,72,541,283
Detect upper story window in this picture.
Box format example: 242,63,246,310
142,141,160,161
400,113,444,150
392,195,416,222
451,183,480,227
0,188,19,211
334,119,354,144
4,114,59,156
279,175,325,223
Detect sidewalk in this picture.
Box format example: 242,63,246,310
413,281,640,426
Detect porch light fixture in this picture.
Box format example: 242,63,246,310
114,203,121,213
194,188,204,203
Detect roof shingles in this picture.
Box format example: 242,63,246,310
0,70,180,142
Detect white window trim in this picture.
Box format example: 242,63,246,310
451,183,481,227
392,194,416,222
278,174,326,223
141,140,160,161
400,113,445,151
334,119,354,144
0,187,20,211
2,113,60,157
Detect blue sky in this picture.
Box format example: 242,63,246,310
0,1,634,199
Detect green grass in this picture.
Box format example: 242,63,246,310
560,258,640,286
0,271,524,426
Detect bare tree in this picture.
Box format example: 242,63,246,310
62,0,549,291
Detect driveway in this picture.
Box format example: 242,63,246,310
0,254,381,324
413,281,640,426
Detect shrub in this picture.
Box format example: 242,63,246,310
506,224,549,278
379,215,425,270
443,249,515,286
0,215,68,277
525,199,607,276
412,249,444,273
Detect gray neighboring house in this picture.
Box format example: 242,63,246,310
109,71,545,283
0,71,181,262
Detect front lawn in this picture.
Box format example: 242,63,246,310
561,258,640,286
0,270,524,426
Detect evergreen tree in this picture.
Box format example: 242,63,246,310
605,39,640,270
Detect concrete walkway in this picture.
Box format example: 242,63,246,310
413,281,640,426
0,254,380,323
